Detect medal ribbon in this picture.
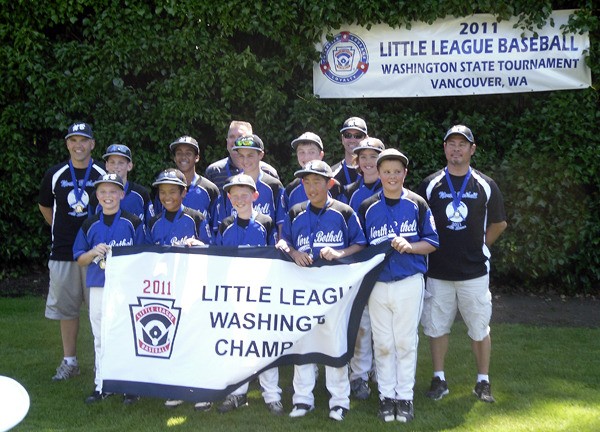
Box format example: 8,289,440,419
444,167,472,213
69,159,93,208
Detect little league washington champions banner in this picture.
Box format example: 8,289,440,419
313,9,591,98
99,243,390,401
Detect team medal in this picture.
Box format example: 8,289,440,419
98,258,106,269
74,203,84,213
444,167,472,222
69,159,93,216
307,248,313,260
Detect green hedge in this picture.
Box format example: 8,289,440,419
1,1,598,293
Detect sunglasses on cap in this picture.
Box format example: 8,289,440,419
343,132,365,139
106,144,129,153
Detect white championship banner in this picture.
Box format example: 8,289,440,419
313,9,591,98
99,243,389,401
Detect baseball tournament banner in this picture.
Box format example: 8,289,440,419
313,9,591,98
99,243,390,401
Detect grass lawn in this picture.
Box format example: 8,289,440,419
1,296,599,431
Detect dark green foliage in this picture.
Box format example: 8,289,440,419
0,1,598,293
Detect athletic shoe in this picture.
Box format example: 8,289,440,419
350,377,371,400
85,390,111,404
328,406,348,421
377,397,395,422
473,380,496,403
123,394,140,405
164,399,184,408
194,401,213,411
289,403,314,418
266,401,284,416
218,394,248,413
52,360,80,381
425,376,449,400
395,399,414,423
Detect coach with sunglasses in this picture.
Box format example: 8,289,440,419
331,117,368,187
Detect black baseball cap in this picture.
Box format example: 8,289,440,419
223,174,257,193
152,168,187,188
233,134,264,152
444,125,474,143
294,160,333,179
377,148,409,168
169,136,200,154
340,117,367,135
290,132,323,150
103,144,132,162
94,173,125,190
65,122,94,139
353,137,385,154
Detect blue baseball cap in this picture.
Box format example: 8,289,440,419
65,122,94,139
94,173,125,190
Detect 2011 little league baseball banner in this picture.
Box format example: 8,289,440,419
99,243,390,401
313,9,591,98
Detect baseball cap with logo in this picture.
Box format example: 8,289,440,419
294,160,333,179
169,135,200,154
353,137,385,154
377,148,409,168
290,132,323,150
233,134,264,152
340,117,368,135
223,174,257,193
65,122,94,139
94,173,125,190
103,144,132,162
444,125,474,143
152,168,187,188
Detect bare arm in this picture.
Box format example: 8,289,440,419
391,237,437,255
485,221,507,247
320,243,365,261
38,204,53,225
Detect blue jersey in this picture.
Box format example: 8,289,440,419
283,177,345,213
215,211,276,246
282,199,367,257
216,172,285,229
96,181,154,224
344,178,382,212
146,205,212,245
73,210,146,288
360,190,439,282
154,174,219,222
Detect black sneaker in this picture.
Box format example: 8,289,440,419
194,401,213,411
85,390,111,404
377,397,395,422
218,394,248,413
123,394,140,405
395,399,414,423
473,380,495,403
328,405,348,421
266,401,284,416
350,378,371,400
426,376,449,400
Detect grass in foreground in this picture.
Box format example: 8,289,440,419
1,296,599,432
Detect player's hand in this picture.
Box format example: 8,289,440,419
320,246,343,261
290,249,313,267
275,239,290,253
185,238,204,247
94,243,109,258
391,236,412,254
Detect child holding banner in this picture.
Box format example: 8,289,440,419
276,160,366,422
214,174,283,415
358,149,439,423
73,173,146,405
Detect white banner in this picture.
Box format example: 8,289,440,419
99,244,389,401
313,10,591,98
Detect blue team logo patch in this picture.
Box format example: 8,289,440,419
320,31,369,84
130,298,181,359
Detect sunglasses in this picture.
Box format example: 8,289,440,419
106,144,129,153
343,132,365,139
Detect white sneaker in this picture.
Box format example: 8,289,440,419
328,406,348,421
289,403,314,417
164,399,184,408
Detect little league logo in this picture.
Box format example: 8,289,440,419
320,31,369,84
130,298,181,359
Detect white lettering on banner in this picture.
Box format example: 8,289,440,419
313,10,591,98
99,245,388,402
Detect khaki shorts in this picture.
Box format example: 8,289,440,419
421,274,491,341
45,260,89,320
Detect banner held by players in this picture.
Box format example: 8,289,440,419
99,243,389,401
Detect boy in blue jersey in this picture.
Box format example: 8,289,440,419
101,144,154,224
146,168,212,247
214,174,282,415
73,173,146,405
283,132,343,211
276,160,367,422
344,137,385,401
359,149,439,423
215,135,285,238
